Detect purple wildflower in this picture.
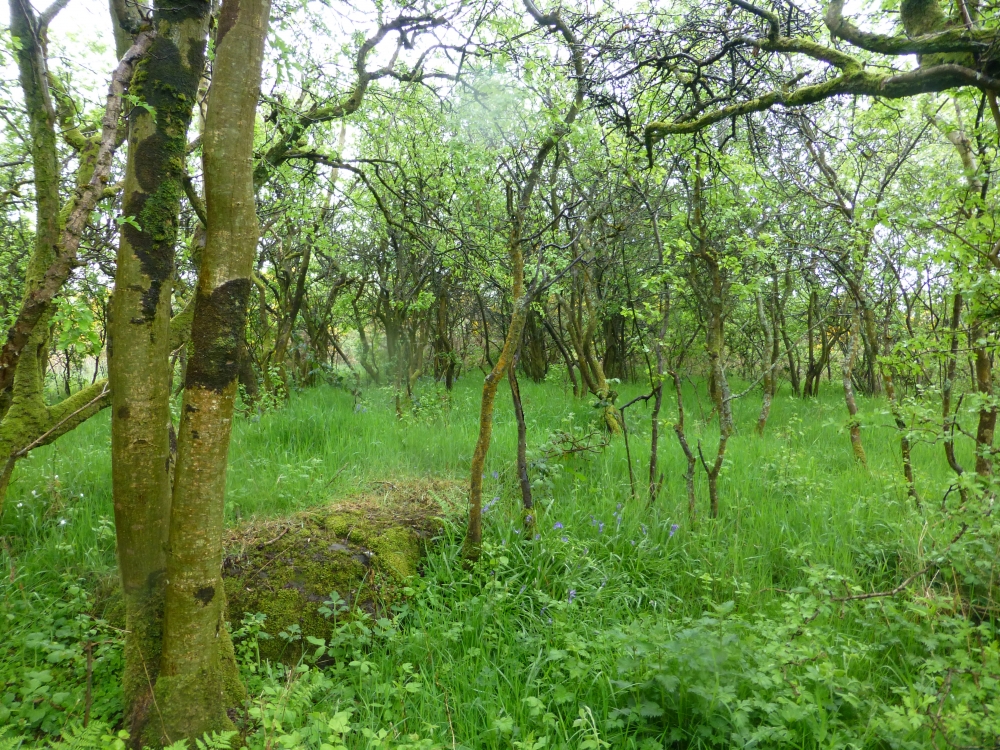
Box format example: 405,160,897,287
641,524,648,536
492,470,499,479
670,523,679,537
534,534,540,540
598,522,605,534
553,521,564,530
561,536,569,543
568,589,577,603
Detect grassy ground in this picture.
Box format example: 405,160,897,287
0,371,995,748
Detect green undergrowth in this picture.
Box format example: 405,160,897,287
0,373,998,747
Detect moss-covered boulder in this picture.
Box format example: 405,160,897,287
94,479,463,664
222,479,463,662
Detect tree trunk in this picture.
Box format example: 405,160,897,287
671,371,697,521
520,307,548,383
542,315,579,396
0,0,136,512
108,2,210,740
508,356,533,521
602,310,626,381
882,346,918,506
755,291,775,435
971,320,996,481
943,294,966,481
842,307,868,466
465,0,583,561
153,0,270,741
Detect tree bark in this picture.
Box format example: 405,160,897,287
153,0,270,740
108,0,210,741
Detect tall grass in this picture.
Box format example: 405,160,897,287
0,372,992,747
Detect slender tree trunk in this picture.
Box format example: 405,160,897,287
648,383,663,504
520,308,548,383
0,0,136,512
971,321,996,481
842,307,868,466
153,0,270,740
882,351,918,506
542,315,578,396
508,354,533,521
671,371,697,521
476,291,493,369
465,0,583,561
704,338,733,518
108,2,210,739
755,291,775,435
943,294,966,481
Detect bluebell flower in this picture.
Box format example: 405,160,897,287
492,470,499,479
561,536,568,543
553,521,564,530
670,523,679,537
568,589,577,603
534,534,540,540
598,522,605,534
641,524,648,536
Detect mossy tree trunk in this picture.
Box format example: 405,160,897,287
107,0,211,740
152,0,270,741
0,0,148,513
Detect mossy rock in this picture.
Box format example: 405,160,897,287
223,479,463,662
95,479,464,664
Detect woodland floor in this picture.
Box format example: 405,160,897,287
0,372,990,748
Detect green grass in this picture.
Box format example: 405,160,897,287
1,372,996,748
